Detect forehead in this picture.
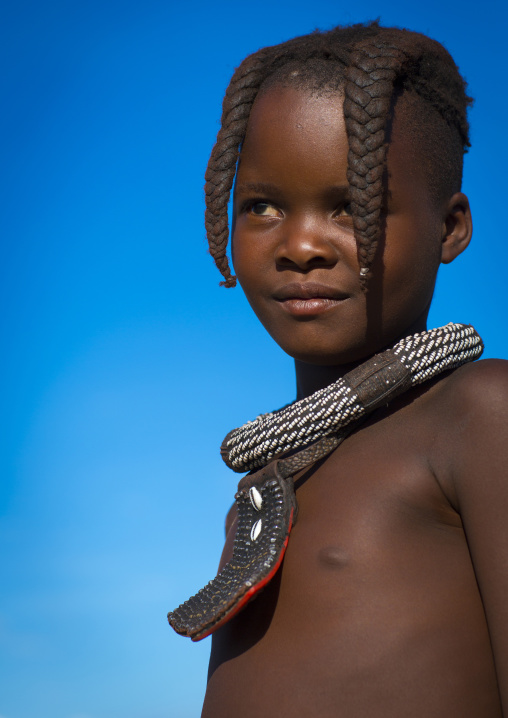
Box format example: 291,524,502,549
238,85,435,209
239,86,348,185
249,85,346,139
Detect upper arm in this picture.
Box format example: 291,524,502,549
447,360,508,709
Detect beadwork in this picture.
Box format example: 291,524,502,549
169,323,483,641
221,323,483,473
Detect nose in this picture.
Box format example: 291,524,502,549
274,216,339,271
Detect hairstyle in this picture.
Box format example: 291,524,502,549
204,21,472,288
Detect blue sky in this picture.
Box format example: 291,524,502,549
1,1,507,716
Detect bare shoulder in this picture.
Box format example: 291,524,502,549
427,356,508,516
419,358,508,508
433,359,508,713
441,357,508,446
441,356,508,395
434,357,508,423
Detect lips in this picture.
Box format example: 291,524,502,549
273,282,349,316
273,282,349,301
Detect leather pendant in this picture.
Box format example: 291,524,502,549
168,461,297,642
168,325,484,641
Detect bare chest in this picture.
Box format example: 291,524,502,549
270,416,469,627
203,405,501,717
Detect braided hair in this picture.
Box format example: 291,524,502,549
204,21,472,289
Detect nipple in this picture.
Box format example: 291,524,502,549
318,546,350,569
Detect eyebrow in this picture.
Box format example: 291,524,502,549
234,182,281,195
235,182,351,195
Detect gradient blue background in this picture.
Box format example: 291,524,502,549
1,1,506,716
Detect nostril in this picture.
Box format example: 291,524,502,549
273,226,340,270
275,246,337,270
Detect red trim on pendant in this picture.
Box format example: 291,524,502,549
191,508,294,641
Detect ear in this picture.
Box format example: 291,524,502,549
441,192,472,264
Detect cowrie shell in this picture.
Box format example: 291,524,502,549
249,486,263,511
250,519,262,542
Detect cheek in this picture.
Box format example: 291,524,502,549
231,229,246,280
231,239,253,290
230,222,241,269
382,221,442,311
231,236,265,315
232,227,272,288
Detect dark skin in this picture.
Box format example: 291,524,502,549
201,86,508,717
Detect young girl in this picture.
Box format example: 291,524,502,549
169,21,508,717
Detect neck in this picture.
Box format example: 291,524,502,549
222,323,483,474
294,320,431,400
295,359,362,399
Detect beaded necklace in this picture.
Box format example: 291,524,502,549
169,323,483,641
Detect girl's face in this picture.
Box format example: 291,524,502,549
232,85,446,366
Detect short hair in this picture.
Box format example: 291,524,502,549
204,21,472,288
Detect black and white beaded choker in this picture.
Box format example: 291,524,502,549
168,323,483,641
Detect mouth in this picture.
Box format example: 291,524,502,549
273,282,349,317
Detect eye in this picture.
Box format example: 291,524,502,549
335,202,352,218
249,202,280,217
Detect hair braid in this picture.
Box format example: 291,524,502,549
408,58,471,150
204,37,343,287
205,48,275,287
343,39,409,286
